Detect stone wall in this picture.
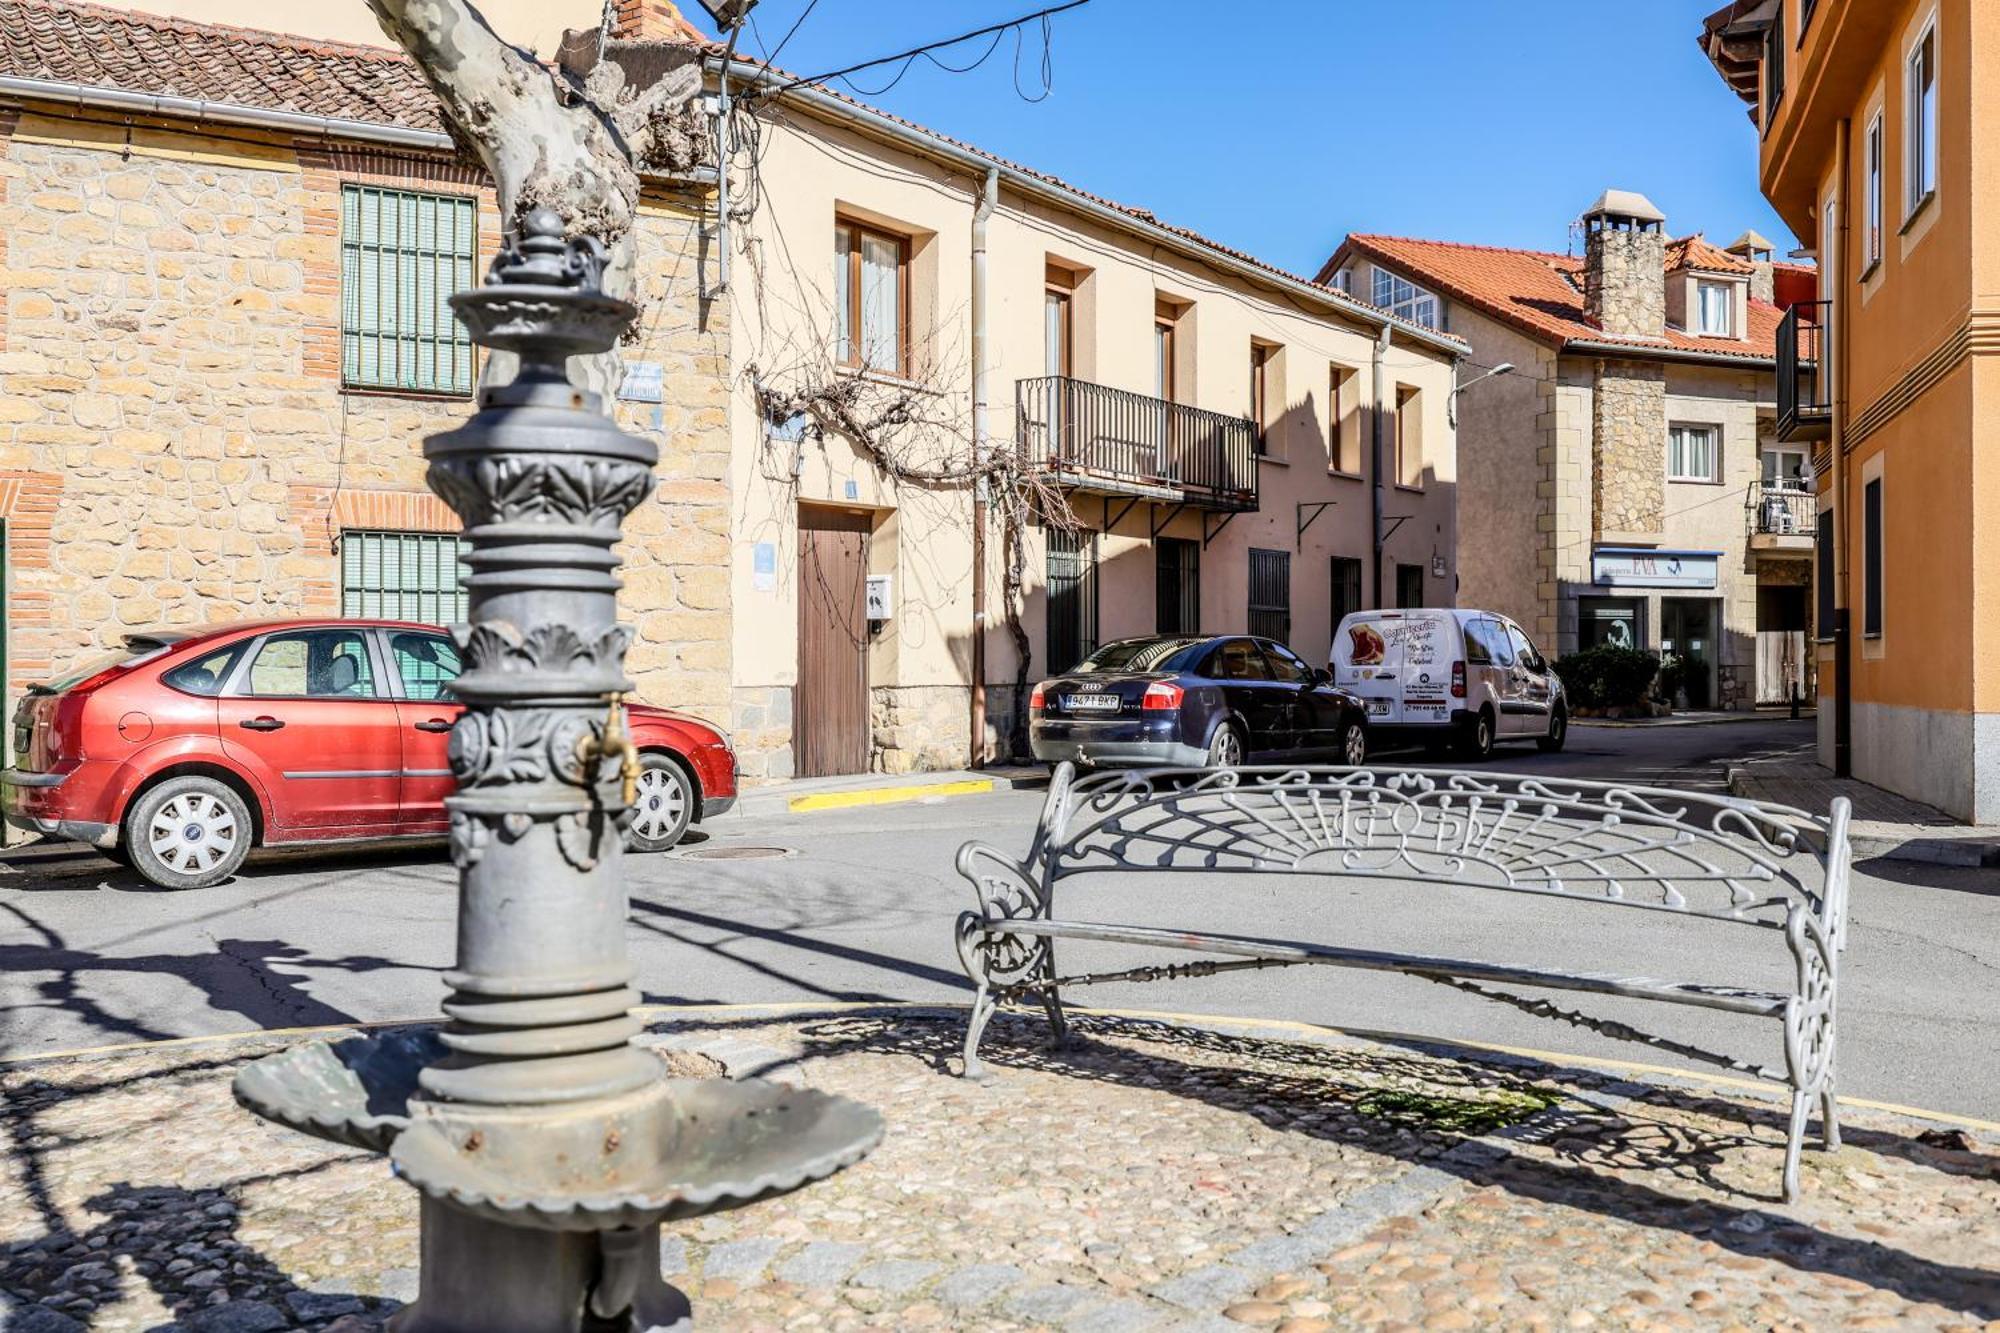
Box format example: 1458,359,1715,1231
1584,227,1666,339
1590,360,1667,540
870,684,969,775
730,684,794,782
0,112,731,730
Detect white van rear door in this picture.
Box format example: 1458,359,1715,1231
1333,613,1406,722
1396,615,1453,725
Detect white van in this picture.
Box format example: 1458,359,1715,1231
1331,609,1566,759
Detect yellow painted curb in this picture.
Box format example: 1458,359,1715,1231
13,999,2000,1136
786,778,993,813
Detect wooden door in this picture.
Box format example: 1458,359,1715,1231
797,508,871,777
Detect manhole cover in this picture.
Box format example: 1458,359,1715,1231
678,845,796,861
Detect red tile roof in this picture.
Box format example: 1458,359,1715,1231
0,0,1464,351
0,0,449,133
1664,233,1756,274
1331,234,1783,363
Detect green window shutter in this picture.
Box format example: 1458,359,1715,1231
341,530,470,625
339,184,477,394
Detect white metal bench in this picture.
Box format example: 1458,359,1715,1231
954,763,1852,1200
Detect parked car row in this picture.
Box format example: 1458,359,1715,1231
2,619,738,890
1028,611,1566,770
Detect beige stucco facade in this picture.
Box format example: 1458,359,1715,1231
723,103,1462,778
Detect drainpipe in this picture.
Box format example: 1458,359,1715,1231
1371,325,1391,608
713,24,744,296
970,166,999,767
1830,119,1852,776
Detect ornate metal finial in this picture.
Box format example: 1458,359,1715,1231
489,207,612,294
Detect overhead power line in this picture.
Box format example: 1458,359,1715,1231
751,0,1092,101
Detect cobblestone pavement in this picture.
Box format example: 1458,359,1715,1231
3,1006,1997,1332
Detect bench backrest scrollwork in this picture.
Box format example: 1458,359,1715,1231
1034,764,1851,945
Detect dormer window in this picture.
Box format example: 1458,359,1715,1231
1371,269,1439,329
1696,279,1735,337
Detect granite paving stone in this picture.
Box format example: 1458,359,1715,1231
2,1007,1995,1332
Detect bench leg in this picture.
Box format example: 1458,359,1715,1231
1038,941,1069,1050
1820,1068,1841,1152
963,978,998,1083
1781,1088,1810,1204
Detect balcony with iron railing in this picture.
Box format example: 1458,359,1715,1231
1746,477,1816,553
1017,376,1259,513
1776,300,1832,441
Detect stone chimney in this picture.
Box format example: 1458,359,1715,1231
1726,229,1777,303
610,0,706,41
1582,189,1667,339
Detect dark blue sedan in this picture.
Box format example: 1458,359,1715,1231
1029,635,1370,769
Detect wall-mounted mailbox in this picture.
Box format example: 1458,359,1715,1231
865,574,893,622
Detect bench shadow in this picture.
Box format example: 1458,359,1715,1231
679,1007,2000,1322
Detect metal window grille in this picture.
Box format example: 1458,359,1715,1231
341,529,470,626
341,185,478,394
1045,527,1099,674
1396,563,1425,610
1329,557,1363,632
1247,548,1291,645
1155,538,1200,635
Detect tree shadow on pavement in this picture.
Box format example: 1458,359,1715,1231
1,1056,389,1331
686,1007,2000,1322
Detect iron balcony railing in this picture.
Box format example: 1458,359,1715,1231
1017,375,1259,513
1747,478,1816,539
1776,300,1832,441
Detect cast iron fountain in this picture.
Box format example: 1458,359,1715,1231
233,210,882,1331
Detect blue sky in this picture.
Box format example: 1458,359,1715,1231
688,0,1796,274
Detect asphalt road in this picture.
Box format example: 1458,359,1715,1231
4,718,1996,1122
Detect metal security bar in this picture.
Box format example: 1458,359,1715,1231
1018,376,1259,512
341,529,470,625
341,185,478,394
1776,301,1831,441
1747,479,1816,538
1247,547,1290,645
1045,526,1099,674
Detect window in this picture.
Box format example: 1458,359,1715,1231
340,185,477,394
1863,476,1883,637
1395,563,1424,610
1907,24,1937,215
163,645,249,697
1668,424,1720,482
1816,509,1835,637
1801,0,1817,34
1865,113,1884,270
1250,343,1276,455
1260,641,1314,685
1464,618,1512,666
1394,385,1422,487
1580,598,1641,651
1371,269,1439,329
246,629,378,699
1763,3,1785,125
1329,366,1359,473
341,529,470,624
1210,638,1273,681
1695,280,1735,336
1045,526,1098,673
1329,557,1363,633
1154,317,1177,401
1763,447,1810,490
1505,623,1544,672
1045,285,1072,377
835,220,907,374
1247,548,1291,644
388,630,463,702
1155,538,1200,636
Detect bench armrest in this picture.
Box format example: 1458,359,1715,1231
955,841,1051,921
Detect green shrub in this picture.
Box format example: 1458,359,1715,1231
1654,653,1687,703
1553,645,1660,710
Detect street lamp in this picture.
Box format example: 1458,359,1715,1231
1447,360,1513,427
235,211,880,1332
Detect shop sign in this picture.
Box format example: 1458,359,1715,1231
1591,548,1719,589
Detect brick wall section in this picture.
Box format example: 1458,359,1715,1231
0,113,731,723
0,106,15,355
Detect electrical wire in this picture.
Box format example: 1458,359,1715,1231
754,0,1090,101
747,0,821,87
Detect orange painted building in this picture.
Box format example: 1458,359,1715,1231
1703,0,1999,822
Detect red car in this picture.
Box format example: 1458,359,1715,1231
2,619,737,889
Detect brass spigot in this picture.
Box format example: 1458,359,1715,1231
577,693,641,808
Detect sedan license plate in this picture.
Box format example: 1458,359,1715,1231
1365,698,1392,717
1064,693,1120,713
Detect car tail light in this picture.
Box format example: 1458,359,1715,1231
1029,683,1046,713
1141,681,1184,710
1450,661,1466,699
